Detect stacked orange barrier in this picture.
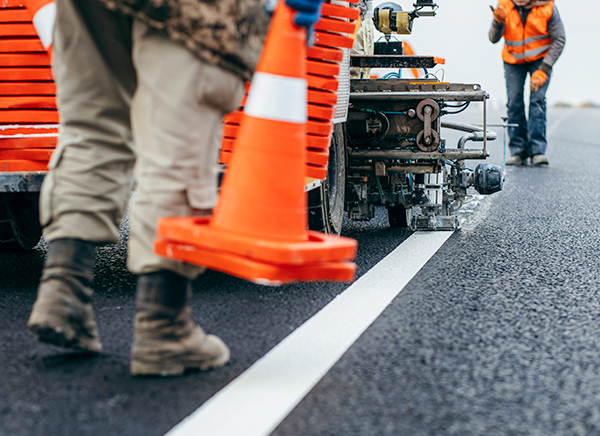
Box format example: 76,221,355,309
219,0,359,180
0,0,57,172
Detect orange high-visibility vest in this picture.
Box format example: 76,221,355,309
25,0,55,57
499,0,554,64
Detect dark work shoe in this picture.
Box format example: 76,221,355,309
130,271,230,377
28,278,102,352
531,154,549,166
27,239,101,352
506,155,524,166
130,307,230,376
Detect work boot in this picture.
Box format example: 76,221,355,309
130,270,230,377
506,155,524,166
531,154,549,166
27,239,101,352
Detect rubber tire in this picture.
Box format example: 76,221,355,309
308,123,346,236
0,192,43,251
387,203,409,228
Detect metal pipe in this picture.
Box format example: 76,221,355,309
484,99,487,154
440,120,497,138
456,131,498,149
349,149,488,160
457,132,478,149
350,91,488,102
349,165,439,174
440,120,497,149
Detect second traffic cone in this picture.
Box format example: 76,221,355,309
155,0,357,285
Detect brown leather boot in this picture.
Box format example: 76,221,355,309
27,239,102,352
130,271,230,377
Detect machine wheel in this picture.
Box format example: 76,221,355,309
387,203,409,228
0,192,43,251
308,123,346,235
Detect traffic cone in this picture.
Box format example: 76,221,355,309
155,0,357,285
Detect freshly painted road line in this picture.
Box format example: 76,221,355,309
166,231,454,436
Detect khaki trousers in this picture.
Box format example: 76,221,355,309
41,0,245,278
350,17,374,79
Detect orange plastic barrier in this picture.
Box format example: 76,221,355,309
0,0,57,172
219,0,360,180
156,0,357,284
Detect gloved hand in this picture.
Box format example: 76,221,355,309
530,70,548,92
491,5,507,23
286,0,324,29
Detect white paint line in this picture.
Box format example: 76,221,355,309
165,231,454,436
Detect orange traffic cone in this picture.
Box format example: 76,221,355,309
155,0,357,285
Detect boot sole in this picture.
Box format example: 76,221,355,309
130,351,230,377
28,322,102,353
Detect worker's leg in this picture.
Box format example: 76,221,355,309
350,18,374,79
128,20,244,278
528,60,551,158
28,0,136,352
40,0,136,244
504,62,529,159
127,20,244,376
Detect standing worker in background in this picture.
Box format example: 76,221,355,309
27,0,322,376
489,0,565,166
350,0,375,79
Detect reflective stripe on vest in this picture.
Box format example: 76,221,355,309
25,0,55,51
499,0,554,64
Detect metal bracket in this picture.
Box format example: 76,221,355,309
411,214,459,231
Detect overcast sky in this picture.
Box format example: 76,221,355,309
372,0,600,109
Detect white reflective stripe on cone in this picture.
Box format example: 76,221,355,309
244,72,307,124
32,2,56,50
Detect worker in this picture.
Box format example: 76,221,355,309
350,0,375,79
27,0,323,377
489,0,565,166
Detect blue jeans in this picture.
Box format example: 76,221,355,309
504,59,551,159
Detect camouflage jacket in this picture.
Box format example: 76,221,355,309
98,0,271,80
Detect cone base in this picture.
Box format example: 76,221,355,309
155,238,356,285
157,216,357,266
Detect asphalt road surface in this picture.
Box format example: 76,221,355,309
2,107,600,436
